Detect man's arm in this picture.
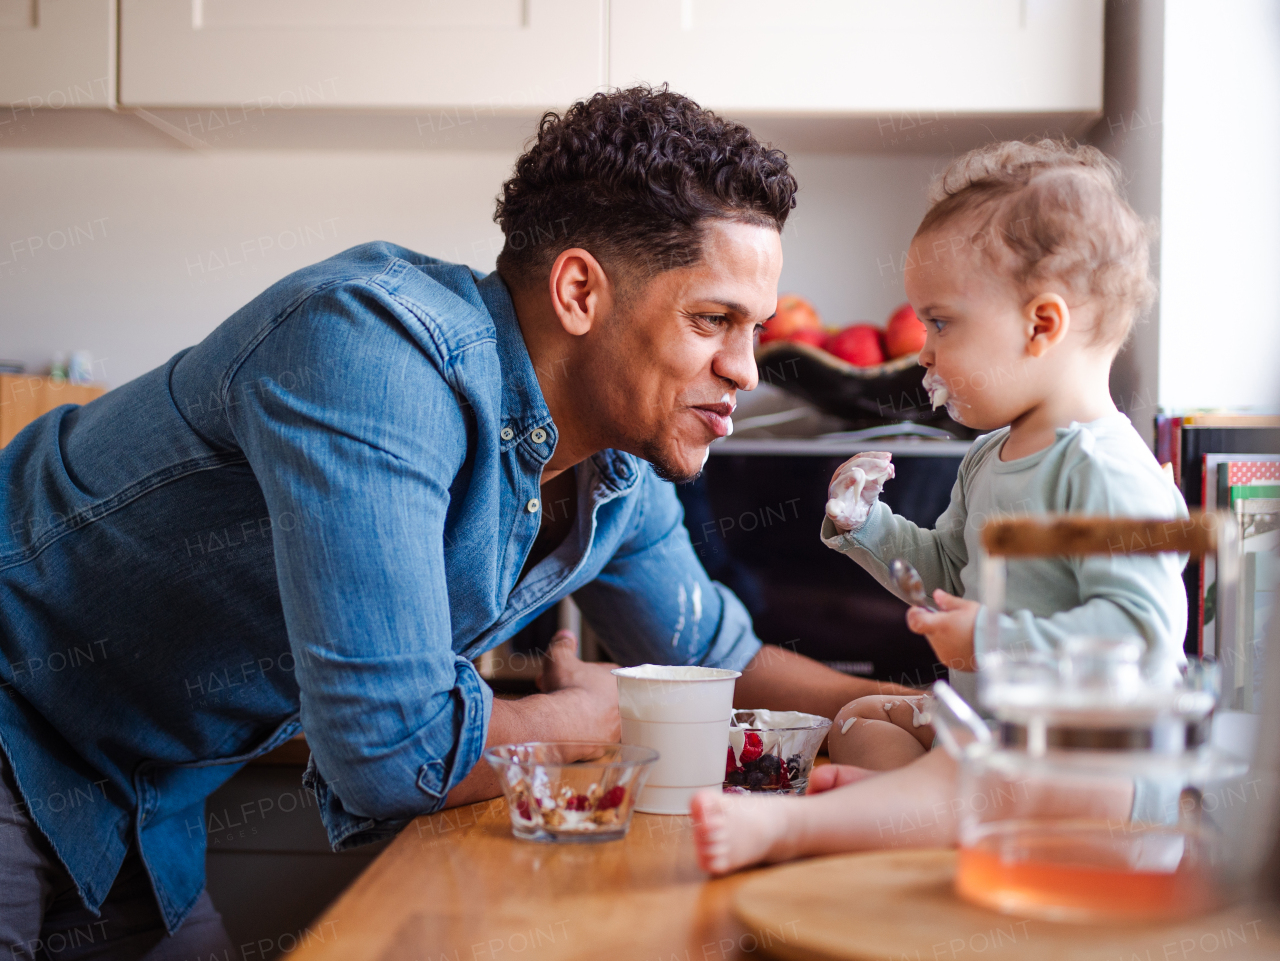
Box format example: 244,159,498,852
228,283,500,835
733,642,919,719
445,634,620,807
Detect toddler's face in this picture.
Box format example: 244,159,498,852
903,229,1037,430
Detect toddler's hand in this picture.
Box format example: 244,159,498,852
906,590,979,672
825,451,895,532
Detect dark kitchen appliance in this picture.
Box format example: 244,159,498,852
683,434,968,687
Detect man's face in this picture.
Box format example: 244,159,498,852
589,220,782,482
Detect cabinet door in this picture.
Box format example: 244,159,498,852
0,0,115,107
119,0,605,109
610,0,1102,114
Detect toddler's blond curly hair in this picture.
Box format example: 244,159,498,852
916,139,1155,350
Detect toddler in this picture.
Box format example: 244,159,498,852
691,138,1189,874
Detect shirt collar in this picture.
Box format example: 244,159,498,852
476,269,640,494
476,270,553,442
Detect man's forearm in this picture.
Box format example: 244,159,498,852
443,687,607,808
733,643,919,719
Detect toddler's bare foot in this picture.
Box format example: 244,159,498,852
690,789,795,876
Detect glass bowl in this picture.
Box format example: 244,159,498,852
484,742,658,843
724,709,832,795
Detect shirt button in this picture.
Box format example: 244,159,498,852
531,428,547,444
500,427,514,441
526,498,540,514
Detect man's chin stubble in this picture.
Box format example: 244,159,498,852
640,440,703,485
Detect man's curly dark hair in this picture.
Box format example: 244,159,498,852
494,85,798,289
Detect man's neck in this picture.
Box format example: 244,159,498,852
508,281,598,484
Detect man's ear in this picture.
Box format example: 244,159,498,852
548,248,610,336
1023,293,1071,357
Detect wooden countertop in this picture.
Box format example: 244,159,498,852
285,797,789,961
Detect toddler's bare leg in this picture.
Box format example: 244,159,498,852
828,695,934,770
691,750,959,876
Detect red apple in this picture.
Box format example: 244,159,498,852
786,328,829,348
885,303,927,358
826,324,885,367
759,294,823,344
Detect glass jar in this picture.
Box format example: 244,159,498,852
931,512,1257,923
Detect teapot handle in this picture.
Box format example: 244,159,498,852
929,681,992,760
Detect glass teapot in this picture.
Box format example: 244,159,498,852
931,512,1256,923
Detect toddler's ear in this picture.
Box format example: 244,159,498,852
1023,293,1070,357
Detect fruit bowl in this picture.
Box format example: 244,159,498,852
484,742,658,843
724,710,832,796
754,340,972,435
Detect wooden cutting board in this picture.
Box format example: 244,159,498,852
732,849,1280,961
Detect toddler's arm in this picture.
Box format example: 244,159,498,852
989,550,1188,673
821,453,970,604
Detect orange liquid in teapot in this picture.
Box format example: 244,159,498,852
956,821,1216,922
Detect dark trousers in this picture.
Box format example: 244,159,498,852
0,752,233,961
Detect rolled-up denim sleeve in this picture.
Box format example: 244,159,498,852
573,469,762,672
224,281,492,848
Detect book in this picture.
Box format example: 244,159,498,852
1197,455,1280,662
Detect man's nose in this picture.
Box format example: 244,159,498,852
714,332,759,392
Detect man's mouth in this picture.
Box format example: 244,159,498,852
691,395,736,438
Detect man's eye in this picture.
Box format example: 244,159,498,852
698,313,728,327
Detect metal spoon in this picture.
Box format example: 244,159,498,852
890,559,938,611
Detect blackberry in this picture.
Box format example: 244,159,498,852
747,771,767,790
725,769,747,787
757,753,782,777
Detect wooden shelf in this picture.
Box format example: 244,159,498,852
0,374,106,447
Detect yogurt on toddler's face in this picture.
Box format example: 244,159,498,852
922,369,950,410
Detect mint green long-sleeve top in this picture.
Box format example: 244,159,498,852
821,413,1191,690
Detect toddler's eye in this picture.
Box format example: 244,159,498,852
929,318,947,333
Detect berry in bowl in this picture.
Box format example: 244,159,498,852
484,742,658,843
724,710,832,795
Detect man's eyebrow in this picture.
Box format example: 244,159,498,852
709,299,756,318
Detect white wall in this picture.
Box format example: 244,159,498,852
1159,0,1280,412
0,146,943,388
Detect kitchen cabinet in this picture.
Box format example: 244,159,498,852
0,0,115,107
203,758,387,958
118,0,607,109
610,0,1104,114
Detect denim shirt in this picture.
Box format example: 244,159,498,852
0,242,761,932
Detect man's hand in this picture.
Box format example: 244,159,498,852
445,630,620,808
905,590,979,672
536,630,621,742
807,763,878,795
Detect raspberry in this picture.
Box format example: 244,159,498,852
514,797,532,820
566,794,591,811
725,745,743,775
740,731,764,764
597,786,626,810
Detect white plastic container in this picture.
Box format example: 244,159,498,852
612,664,741,814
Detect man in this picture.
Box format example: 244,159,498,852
0,87,904,955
